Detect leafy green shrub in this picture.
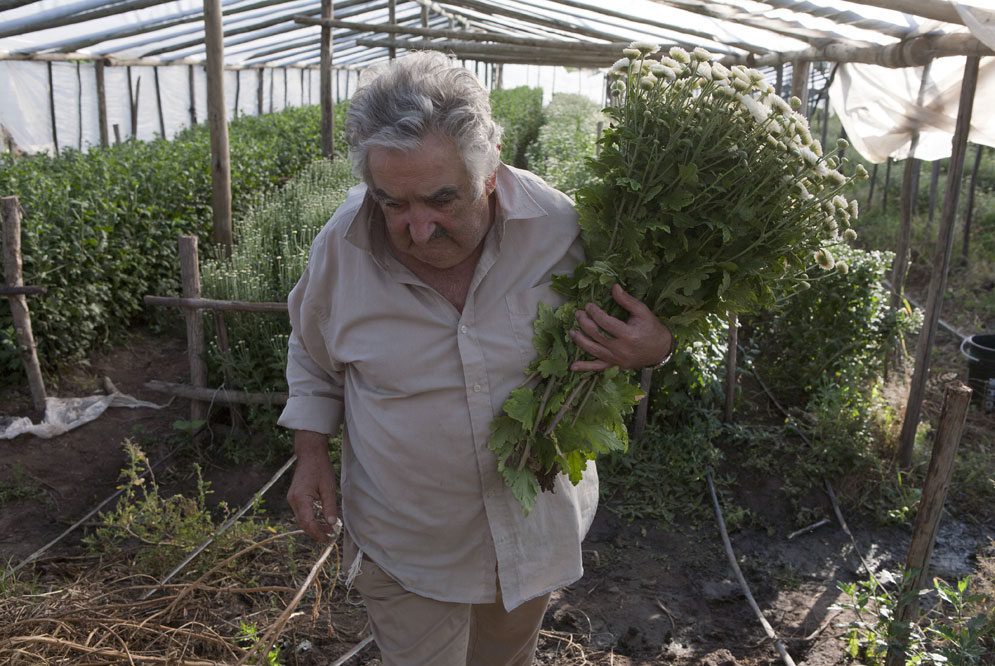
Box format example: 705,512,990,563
526,93,604,196
490,87,544,168
748,244,922,398
0,103,349,386
199,158,359,408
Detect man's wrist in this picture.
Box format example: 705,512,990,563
653,337,675,368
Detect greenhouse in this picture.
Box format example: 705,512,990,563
1,1,995,665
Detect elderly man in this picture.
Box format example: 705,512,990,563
279,52,672,665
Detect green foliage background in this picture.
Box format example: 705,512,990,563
489,86,544,169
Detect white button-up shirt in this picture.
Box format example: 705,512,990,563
278,164,598,611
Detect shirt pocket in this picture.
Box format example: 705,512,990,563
505,282,566,368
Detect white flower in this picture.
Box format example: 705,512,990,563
710,62,731,79
669,46,690,64
815,248,835,270
810,139,823,156
767,119,783,135
771,96,793,115
696,62,713,81
827,170,846,186
848,199,859,218
623,47,641,59
855,164,869,179
737,93,769,123
799,145,819,166
693,46,714,61
611,58,631,73
732,76,752,92
844,229,858,242
656,64,678,80
629,41,660,55
640,73,658,89
832,195,847,210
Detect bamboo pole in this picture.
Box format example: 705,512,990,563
897,56,980,467
179,235,208,422
890,61,933,310
203,0,233,251
95,58,108,147
961,145,984,262
2,196,47,411
885,381,972,666
320,0,334,159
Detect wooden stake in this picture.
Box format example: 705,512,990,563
320,0,335,159
927,160,941,226
113,123,121,145
885,381,972,666
257,68,264,116
961,145,984,262
725,316,738,422
203,0,233,252
897,57,980,466
883,157,892,213
95,58,108,147
2,196,46,411
179,235,208,422
188,64,198,126
153,65,166,137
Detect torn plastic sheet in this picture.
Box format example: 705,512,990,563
0,392,168,440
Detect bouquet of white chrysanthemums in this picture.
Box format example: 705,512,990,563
490,43,866,514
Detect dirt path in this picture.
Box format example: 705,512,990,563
1,328,991,665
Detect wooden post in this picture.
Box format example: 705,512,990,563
113,123,121,145
188,64,198,126
790,60,810,115
95,58,108,147
885,382,972,666
882,157,892,213
388,0,396,61
866,163,878,211
203,0,233,252
154,66,166,138
320,0,335,159
233,69,240,119
2,196,46,412
47,62,58,154
257,68,264,116
725,316,737,423
897,57,980,467
927,160,941,225
890,63,932,309
179,236,208,423
213,309,244,430
962,145,984,262
76,61,83,150
128,68,140,139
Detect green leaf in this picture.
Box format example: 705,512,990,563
502,388,539,432
501,465,540,516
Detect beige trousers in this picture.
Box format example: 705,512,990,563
346,539,550,666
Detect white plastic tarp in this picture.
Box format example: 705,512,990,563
830,3,995,163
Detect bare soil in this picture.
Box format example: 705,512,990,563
1,325,992,666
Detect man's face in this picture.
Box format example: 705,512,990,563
368,133,496,271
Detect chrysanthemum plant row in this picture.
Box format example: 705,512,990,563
489,43,868,514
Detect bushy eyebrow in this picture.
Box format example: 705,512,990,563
370,186,459,205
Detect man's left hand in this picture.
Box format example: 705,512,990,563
569,283,672,372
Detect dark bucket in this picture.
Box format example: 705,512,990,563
961,334,995,412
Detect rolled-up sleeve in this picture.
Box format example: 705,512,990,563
277,260,345,435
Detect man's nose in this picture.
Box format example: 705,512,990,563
406,207,438,244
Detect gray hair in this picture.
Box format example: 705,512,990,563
345,51,503,198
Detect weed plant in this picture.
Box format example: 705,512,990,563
84,439,272,577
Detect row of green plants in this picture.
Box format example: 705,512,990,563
525,92,605,196
490,86,544,169
0,102,349,387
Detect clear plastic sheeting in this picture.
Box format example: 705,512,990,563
0,391,168,440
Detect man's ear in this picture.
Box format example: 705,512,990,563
485,169,498,195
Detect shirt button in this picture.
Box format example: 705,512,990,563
460,325,468,334
473,383,482,392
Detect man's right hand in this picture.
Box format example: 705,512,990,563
287,430,339,543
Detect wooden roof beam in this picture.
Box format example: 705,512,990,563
841,0,963,26
753,0,914,40
722,31,994,68
355,36,620,62
428,0,632,43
